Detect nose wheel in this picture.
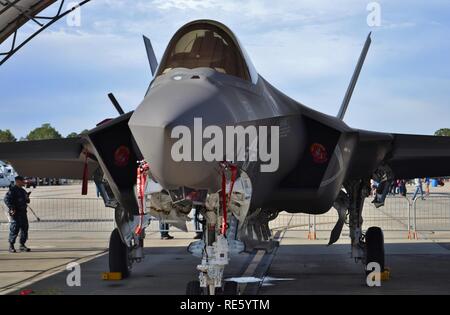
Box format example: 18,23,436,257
223,281,239,295
185,280,239,295
186,280,202,295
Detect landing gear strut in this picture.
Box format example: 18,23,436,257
186,163,244,295
344,179,386,282
186,212,243,295
346,179,369,261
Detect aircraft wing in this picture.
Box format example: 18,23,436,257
385,133,450,179
0,137,98,179
349,130,450,180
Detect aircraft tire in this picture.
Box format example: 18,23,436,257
365,226,385,272
109,228,131,278
223,281,239,295
186,280,202,295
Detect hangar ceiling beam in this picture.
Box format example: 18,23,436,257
0,0,91,66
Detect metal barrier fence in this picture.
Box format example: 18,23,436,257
414,196,450,232
0,198,200,233
0,198,115,232
0,196,449,235
269,196,450,237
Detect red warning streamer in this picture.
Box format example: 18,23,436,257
135,161,149,236
220,162,238,236
81,151,89,195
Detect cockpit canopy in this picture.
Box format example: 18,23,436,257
157,22,252,82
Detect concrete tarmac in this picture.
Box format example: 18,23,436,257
0,231,109,294
259,231,450,295
2,230,450,295
1,232,254,295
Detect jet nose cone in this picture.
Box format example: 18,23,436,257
131,72,221,129
129,73,228,190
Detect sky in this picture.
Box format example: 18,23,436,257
0,0,449,139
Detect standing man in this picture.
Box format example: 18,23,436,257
424,177,431,197
412,178,425,201
399,179,407,197
4,176,31,253
159,221,174,240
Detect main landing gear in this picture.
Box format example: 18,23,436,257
108,162,152,278
334,179,387,284
109,228,132,278
365,226,385,272
108,213,150,279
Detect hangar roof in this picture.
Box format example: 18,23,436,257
0,0,56,45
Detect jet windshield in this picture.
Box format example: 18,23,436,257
158,23,251,81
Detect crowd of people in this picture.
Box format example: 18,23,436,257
371,177,446,201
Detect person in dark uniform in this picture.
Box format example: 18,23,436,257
4,176,31,253
159,221,174,240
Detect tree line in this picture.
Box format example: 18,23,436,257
0,125,450,143
0,124,89,142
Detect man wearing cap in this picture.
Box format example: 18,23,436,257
4,176,31,253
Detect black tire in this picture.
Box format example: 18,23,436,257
186,280,202,295
365,226,385,272
223,281,239,295
109,228,131,278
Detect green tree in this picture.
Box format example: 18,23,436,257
66,132,79,138
0,129,16,142
434,128,450,137
27,123,62,140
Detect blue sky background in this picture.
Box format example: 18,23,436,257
0,0,449,139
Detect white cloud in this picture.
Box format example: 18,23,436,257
151,0,219,10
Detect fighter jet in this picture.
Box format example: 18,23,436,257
1,20,450,295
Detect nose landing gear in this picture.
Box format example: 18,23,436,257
186,162,244,295
186,280,202,295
